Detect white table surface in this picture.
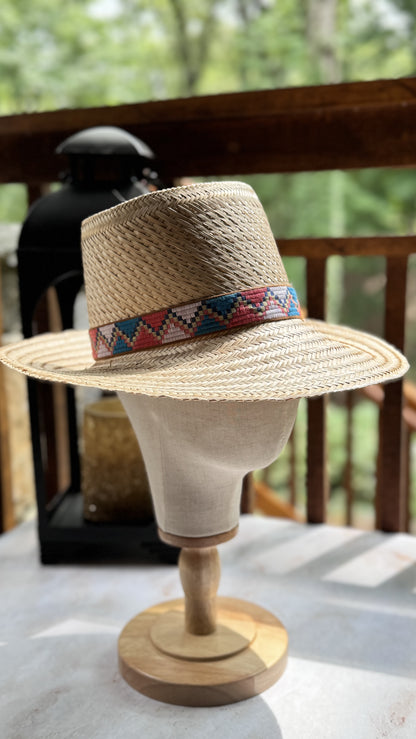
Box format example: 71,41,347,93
1,515,415,739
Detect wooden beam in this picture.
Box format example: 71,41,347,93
254,480,303,521
278,235,416,259
1,77,416,183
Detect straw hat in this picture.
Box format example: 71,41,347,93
0,181,408,401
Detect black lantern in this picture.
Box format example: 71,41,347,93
18,126,177,564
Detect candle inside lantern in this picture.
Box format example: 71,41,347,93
82,396,153,523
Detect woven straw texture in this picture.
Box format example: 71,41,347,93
81,181,287,327
0,320,407,401
0,181,409,400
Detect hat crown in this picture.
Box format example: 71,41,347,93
81,181,289,328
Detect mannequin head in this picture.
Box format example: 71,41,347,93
119,394,298,545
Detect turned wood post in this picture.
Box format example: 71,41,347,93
179,546,221,635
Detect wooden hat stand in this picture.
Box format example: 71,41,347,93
118,394,298,707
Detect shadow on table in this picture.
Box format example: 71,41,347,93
118,691,284,739
287,581,416,679
222,522,416,679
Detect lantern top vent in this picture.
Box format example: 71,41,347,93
56,126,156,187
56,126,154,160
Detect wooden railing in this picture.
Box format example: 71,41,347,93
1,76,415,532
278,237,412,531
1,77,416,183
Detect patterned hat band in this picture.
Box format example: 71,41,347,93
89,285,302,360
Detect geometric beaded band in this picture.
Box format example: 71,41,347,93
89,285,302,360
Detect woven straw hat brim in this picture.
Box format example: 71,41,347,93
0,318,408,401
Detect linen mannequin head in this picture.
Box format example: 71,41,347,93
119,393,299,545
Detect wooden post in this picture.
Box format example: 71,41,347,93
344,391,354,526
306,257,328,523
376,256,408,532
402,405,416,533
0,266,14,532
289,426,297,508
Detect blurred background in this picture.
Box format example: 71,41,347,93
1,0,416,530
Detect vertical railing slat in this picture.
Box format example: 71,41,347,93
306,258,328,523
0,267,14,532
289,428,297,508
376,255,408,531
344,391,354,526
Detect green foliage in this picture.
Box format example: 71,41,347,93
0,185,27,223
1,0,415,115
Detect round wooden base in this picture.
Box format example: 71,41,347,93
118,596,288,707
